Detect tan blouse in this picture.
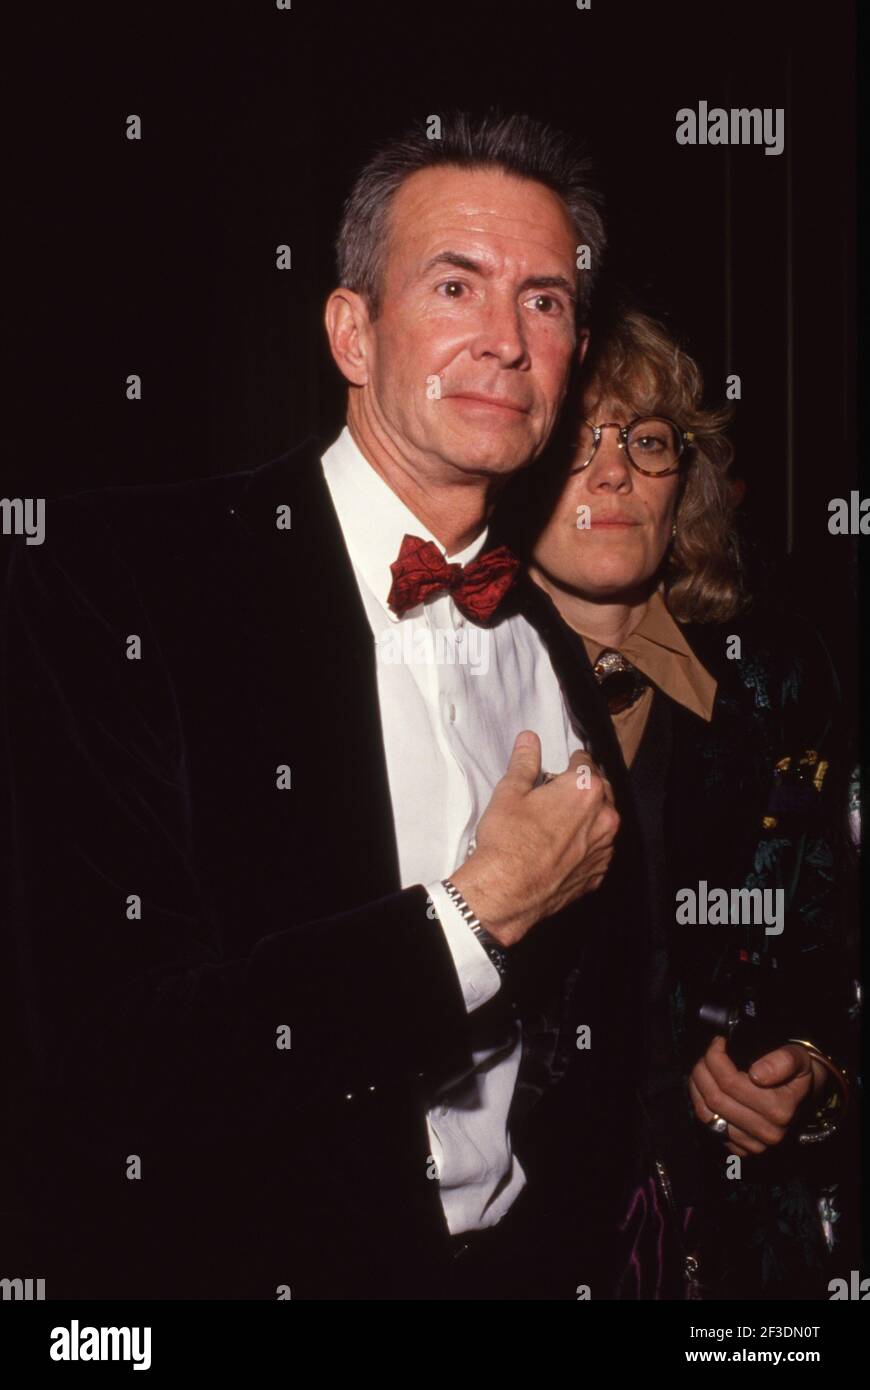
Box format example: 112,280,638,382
579,590,718,767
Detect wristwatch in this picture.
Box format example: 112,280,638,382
440,878,509,977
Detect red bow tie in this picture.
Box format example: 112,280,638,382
386,534,520,623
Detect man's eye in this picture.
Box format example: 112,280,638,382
525,293,561,315
438,280,467,298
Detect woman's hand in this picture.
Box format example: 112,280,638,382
689,1036,827,1157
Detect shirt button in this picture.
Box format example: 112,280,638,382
455,614,465,627
447,703,457,723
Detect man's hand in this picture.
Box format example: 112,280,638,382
449,729,619,948
689,1035,827,1156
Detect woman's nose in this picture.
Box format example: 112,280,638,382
588,432,632,486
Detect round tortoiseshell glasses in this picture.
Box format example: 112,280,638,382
573,416,695,478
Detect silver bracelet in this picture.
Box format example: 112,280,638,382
440,879,509,977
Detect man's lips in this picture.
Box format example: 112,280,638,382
446,391,531,415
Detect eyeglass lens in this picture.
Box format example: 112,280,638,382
578,418,680,473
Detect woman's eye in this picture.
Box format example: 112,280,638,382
635,434,665,452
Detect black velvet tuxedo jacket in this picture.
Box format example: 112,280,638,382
1,435,651,1300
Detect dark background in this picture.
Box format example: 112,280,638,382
0,0,865,1297
4,0,860,682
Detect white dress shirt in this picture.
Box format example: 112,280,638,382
321,427,585,1233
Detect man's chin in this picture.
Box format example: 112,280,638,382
440,433,537,478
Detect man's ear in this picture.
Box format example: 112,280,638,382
576,327,591,368
324,288,372,386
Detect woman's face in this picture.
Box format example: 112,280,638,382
531,393,682,600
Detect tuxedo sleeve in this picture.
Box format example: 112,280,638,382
1,499,475,1122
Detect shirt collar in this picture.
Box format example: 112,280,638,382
580,588,718,722
320,426,489,622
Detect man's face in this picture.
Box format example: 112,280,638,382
359,165,581,481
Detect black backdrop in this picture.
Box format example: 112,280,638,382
4,0,860,679
0,0,865,1314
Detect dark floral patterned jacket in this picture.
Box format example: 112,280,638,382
509,577,859,1302
633,603,858,1300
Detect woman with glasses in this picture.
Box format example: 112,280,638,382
496,304,856,1300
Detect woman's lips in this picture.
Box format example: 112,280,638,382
589,519,641,527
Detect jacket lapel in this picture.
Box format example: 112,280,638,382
511,571,633,804
228,435,402,908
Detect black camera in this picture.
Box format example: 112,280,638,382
697,946,792,1072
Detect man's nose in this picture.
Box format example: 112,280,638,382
469,296,529,368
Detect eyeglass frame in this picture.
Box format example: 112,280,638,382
574,416,695,478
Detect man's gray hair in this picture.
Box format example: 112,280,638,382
336,110,606,321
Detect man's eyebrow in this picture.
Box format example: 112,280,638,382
419,251,576,300
518,273,576,301
420,251,485,276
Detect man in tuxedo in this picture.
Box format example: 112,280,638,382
2,113,649,1300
